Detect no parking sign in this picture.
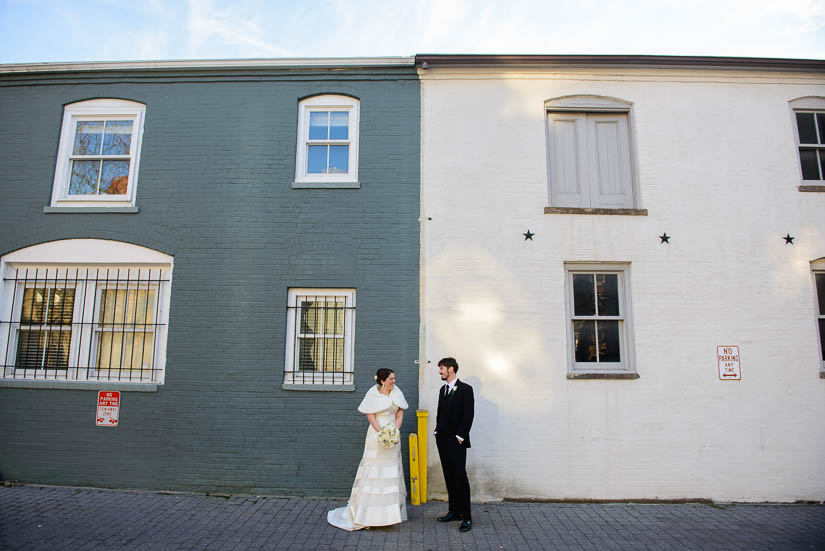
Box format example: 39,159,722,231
96,391,120,427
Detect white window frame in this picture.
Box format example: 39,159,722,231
0,240,172,385
564,262,636,376
789,97,825,188
51,99,147,208
545,95,640,209
812,258,825,374
294,95,359,185
284,288,355,386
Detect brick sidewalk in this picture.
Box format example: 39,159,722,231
1,485,823,550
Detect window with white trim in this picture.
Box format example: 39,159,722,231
0,240,172,383
284,289,355,386
813,260,825,372
546,96,638,209
790,97,825,186
294,95,359,184
51,99,146,207
564,263,636,375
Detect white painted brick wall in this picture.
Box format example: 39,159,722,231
419,67,825,501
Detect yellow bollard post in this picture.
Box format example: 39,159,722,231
409,433,420,505
416,410,429,503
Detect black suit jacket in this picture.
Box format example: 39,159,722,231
435,379,474,448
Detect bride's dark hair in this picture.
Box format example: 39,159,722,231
375,368,394,387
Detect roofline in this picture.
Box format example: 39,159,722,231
415,54,825,72
0,57,416,74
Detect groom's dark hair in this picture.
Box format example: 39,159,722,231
438,357,459,374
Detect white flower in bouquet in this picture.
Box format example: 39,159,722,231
377,423,400,448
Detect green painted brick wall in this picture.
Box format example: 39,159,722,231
0,67,420,495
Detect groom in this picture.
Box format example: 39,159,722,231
434,357,474,532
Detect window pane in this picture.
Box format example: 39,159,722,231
597,320,621,363
101,120,133,155
328,145,349,174
596,274,619,316
16,330,45,369
98,332,153,371
300,300,319,334
800,149,821,180
44,330,71,369
298,338,318,371
73,121,103,155
300,298,344,335
820,151,825,182
329,111,349,139
573,320,596,362
817,274,825,315
797,113,817,144
573,274,595,316
321,339,345,372
819,114,825,144
819,319,825,361
100,289,155,327
307,145,328,174
69,160,101,195
21,288,48,324
100,160,130,195
48,288,75,325
309,111,329,140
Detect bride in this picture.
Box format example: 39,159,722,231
327,368,408,530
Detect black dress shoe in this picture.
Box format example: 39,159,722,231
437,512,460,522
459,519,472,532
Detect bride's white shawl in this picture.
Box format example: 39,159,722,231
357,385,408,414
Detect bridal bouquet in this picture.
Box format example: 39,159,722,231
377,423,400,449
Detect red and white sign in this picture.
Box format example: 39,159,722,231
717,345,741,380
96,391,120,426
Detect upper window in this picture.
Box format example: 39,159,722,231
295,95,359,185
813,259,825,373
284,288,355,387
0,240,172,384
564,263,637,378
546,96,638,209
51,99,146,208
790,97,825,187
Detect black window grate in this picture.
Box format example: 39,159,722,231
285,294,355,385
1,267,169,382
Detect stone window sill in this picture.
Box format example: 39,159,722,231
292,181,360,189
567,372,640,380
0,379,158,391
44,206,139,214
282,383,355,391
799,185,825,192
545,207,648,216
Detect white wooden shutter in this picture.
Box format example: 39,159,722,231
586,114,632,208
548,113,588,208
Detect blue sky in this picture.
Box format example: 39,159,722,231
1,0,823,64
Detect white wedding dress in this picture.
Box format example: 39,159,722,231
327,385,408,530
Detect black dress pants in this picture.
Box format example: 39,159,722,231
435,433,471,519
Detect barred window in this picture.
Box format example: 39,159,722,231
0,240,173,384
284,289,355,386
